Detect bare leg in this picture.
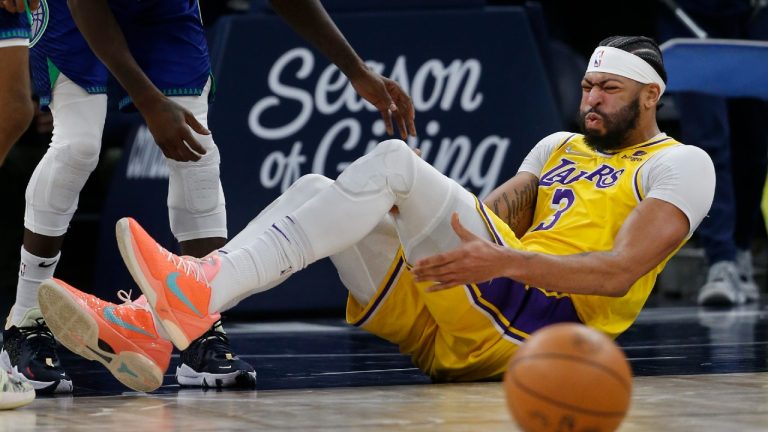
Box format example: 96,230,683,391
0,45,34,165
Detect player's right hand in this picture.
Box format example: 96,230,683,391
140,96,210,162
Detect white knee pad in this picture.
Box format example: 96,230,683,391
166,84,228,242
335,139,417,200
166,143,227,241
338,139,492,263
24,75,106,236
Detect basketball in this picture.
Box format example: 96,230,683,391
503,323,632,432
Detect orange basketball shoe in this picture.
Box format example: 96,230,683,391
115,217,221,351
37,279,173,392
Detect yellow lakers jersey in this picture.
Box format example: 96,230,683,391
521,133,683,338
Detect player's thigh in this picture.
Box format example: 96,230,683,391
0,45,33,125
331,214,401,305
345,252,438,371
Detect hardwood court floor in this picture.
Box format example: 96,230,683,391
3,303,767,431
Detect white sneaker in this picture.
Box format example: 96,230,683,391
697,261,745,306
736,250,760,302
0,366,35,410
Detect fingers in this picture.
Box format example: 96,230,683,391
395,111,408,140
411,252,461,284
378,102,395,137
28,0,40,10
185,110,211,136
153,128,205,162
384,78,416,139
180,128,206,160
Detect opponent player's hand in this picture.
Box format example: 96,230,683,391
350,69,416,140
140,95,210,162
1,0,38,13
412,212,513,291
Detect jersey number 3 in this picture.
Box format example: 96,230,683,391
532,188,575,231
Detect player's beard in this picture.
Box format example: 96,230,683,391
578,97,641,153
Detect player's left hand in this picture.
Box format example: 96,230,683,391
412,213,513,291
350,69,417,140
1,0,35,13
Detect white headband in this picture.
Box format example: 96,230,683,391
586,46,666,96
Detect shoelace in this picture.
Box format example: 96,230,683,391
193,320,234,358
157,244,210,284
18,318,59,364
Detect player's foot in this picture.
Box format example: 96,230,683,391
0,367,35,410
1,307,73,394
176,321,256,388
115,217,221,351
37,279,173,392
698,261,745,307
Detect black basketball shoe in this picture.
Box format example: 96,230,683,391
176,320,256,388
1,308,73,394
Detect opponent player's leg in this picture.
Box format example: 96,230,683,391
0,31,34,164
162,82,257,388
3,74,106,394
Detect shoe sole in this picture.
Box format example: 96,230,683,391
176,364,257,388
0,391,35,410
38,280,165,392
115,218,193,351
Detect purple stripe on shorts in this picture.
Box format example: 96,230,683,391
351,256,405,327
475,278,581,337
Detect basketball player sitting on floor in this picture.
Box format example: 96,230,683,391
38,35,715,389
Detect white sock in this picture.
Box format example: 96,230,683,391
209,217,313,312
11,247,60,327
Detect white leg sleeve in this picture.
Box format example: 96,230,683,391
24,74,107,236
166,80,227,242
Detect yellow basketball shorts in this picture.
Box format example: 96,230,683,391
345,200,581,382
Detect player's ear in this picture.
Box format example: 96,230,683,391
642,83,661,109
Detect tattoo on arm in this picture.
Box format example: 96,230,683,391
491,178,538,236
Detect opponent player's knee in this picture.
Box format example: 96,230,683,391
26,112,106,217
24,143,99,233
167,145,226,240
